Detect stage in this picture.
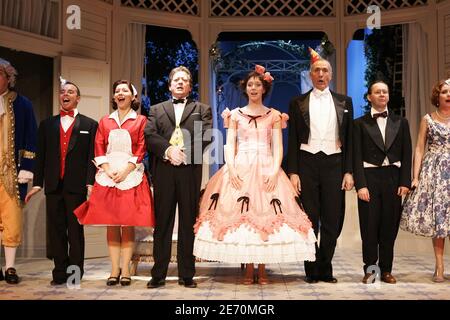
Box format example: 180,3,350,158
1,248,448,300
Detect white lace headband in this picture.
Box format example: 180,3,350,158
444,79,450,86
59,76,67,86
131,84,138,97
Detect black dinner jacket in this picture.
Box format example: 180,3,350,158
144,98,212,169
353,111,412,190
287,90,354,175
33,114,98,195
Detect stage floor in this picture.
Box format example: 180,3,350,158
1,249,449,300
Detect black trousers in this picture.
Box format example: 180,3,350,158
299,151,344,279
46,182,85,282
358,166,402,274
151,161,201,280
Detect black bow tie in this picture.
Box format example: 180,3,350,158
172,98,186,104
373,111,388,119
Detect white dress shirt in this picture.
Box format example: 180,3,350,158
300,87,341,155
60,108,79,132
173,97,187,125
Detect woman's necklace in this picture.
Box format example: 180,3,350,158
436,109,450,121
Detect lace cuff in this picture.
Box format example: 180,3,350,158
18,170,33,184
128,156,138,165
94,156,108,166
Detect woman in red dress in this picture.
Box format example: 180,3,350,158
74,80,154,286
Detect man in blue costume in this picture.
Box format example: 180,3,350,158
0,58,37,284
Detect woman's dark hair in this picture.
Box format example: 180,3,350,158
239,71,272,100
111,79,140,111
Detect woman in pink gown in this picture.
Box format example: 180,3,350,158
193,66,316,284
74,80,154,286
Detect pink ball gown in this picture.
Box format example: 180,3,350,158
193,107,316,263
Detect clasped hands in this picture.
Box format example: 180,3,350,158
167,146,187,166
102,163,135,183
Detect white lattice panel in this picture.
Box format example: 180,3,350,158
210,0,335,17
221,60,308,73
346,0,428,15
121,0,199,16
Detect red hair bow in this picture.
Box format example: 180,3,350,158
254,64,274,83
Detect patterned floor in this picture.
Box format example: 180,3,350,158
0,249,449,300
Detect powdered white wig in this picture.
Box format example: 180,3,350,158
0,58,17,89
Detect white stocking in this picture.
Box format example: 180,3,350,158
4,246,17,269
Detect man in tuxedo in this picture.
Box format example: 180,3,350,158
0,59,37,284
353,81,411,284
25,80,97,286
287,49,354,283
145,66,212,288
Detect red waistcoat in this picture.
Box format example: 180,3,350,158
59,121,75,179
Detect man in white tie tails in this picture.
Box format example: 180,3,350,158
353,81,411,284
287,48,354,284
0,58,37,284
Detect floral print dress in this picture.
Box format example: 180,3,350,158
400,114,450,238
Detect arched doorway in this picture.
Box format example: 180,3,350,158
208,32,335,172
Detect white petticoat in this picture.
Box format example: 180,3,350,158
194,221,317,264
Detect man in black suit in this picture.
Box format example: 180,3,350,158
287,50,354,284
145,66,212,288
26,81,97,286
353,81,411,284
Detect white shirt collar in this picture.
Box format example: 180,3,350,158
370,107,388,117
312,87,331,98
60,108,79,117
109,109,137,127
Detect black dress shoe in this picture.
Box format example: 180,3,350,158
120,277,131,286
106,269,121,286
50,279,66,286
304,276,319,284
178,278,197,288
147,278,165,289
320,276,338,283
0,268,4,281
106,276,120,286
5,268,19,284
